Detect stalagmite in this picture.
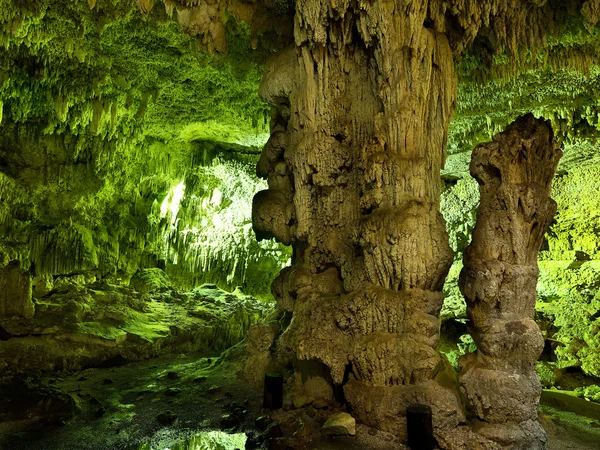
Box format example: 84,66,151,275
0,261,34,319
459,114,562,449
253,0,464,440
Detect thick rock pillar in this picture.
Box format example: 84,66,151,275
459,114,562,449
253,0,462,438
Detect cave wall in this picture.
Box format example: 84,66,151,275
1,1,600,443
0,0,290,302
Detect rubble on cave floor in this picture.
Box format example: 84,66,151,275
0,349,257,450
0,347,407,450
1,348,599,450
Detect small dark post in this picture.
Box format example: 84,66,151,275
263,372,283,410
406,403,435,450
0,324,11,341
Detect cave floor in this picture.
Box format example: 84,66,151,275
0,351,599,450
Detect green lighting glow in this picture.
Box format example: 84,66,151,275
152,160,290,293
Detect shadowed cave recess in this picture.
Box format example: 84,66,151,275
2,1,600,449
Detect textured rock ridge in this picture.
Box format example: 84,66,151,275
253,0,464,439
459,114,563,449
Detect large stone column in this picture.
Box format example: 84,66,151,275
459,114,562,449
253,0,463,438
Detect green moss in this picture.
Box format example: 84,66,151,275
441,260,466,321
537,261,600,377
575,385,600,403
77,321,128,341
130,268,172,294
547,166,600,259
439,325,475,371
537,362,558,388
441,177,479,255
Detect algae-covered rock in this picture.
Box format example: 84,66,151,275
0,281,274,376
0,260,34,319
537,261,600,378
130,268,172,293
32,274,54,298
574,385,600,403
0,2,290,300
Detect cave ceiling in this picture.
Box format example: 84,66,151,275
2,1,600,179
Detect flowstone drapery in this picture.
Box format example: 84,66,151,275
253,0,463,438
459,114,562,449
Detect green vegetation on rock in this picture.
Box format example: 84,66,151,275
0,276,274,376
0,0,288,297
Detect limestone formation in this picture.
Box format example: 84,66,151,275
459,114,563,449
253,0,464,439
321,412,356,436
0,261,34,319
0,281,271,376
248,0,598,444
2,0,600,448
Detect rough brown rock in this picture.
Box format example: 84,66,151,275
459,114,563,449
253,0,463,439
246,0,584,446
322,412,356,436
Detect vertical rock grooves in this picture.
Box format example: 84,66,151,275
459,114,562,449
254,0,464,439
246,0,597,444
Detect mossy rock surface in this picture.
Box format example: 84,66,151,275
130,268,172,293
0,280,274,376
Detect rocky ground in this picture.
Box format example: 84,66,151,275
0,346,599,450
542,390,600,450
1,271,599,450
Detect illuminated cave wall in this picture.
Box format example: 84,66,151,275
440,25,600,381
0,1,289,298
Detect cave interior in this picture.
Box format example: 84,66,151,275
2,1,600,449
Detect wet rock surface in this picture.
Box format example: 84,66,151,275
0,279,272,377
0,345,597,450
